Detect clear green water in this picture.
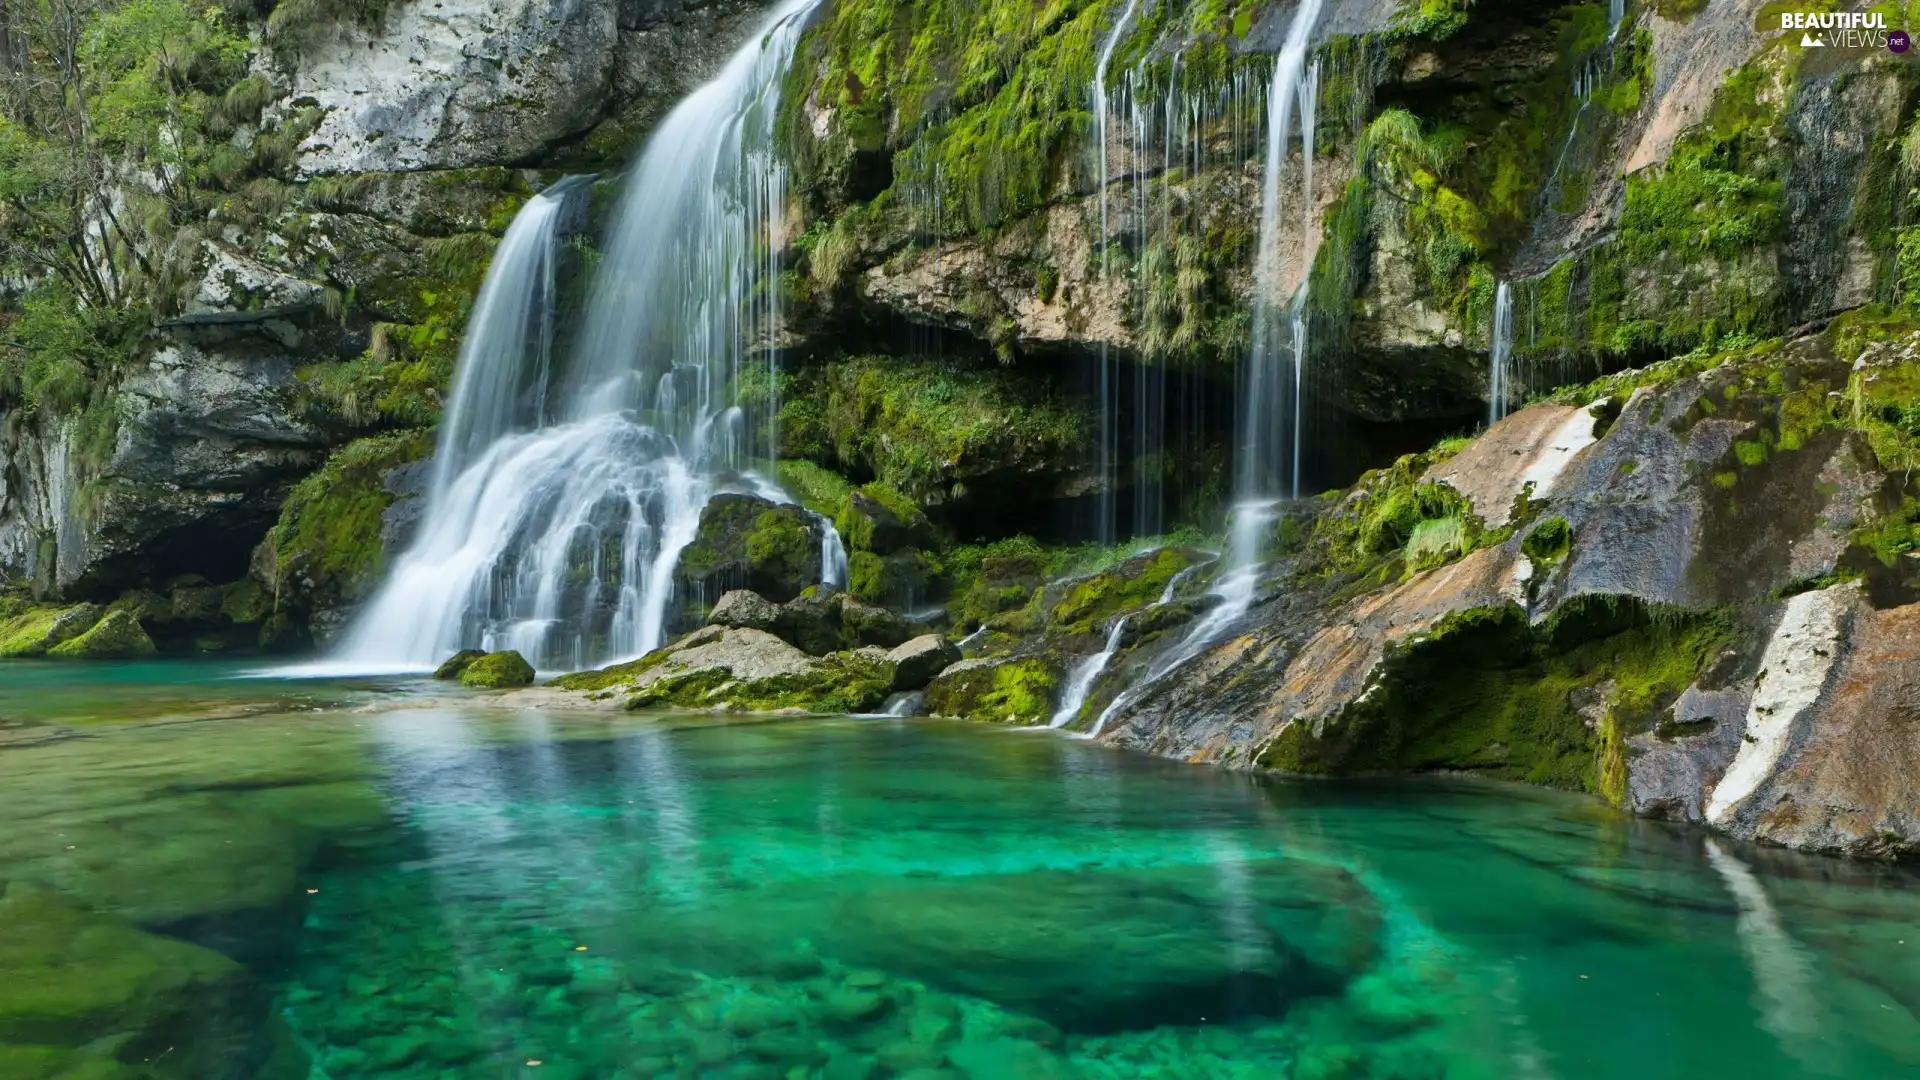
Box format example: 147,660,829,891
1,665,1916,1080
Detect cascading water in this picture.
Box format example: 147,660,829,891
1088,0,1324,736
1051,616,1130,729
1090,0,1142,545
1488,280,1513,427
820,520,849,590
331,0,823,673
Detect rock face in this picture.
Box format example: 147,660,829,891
286,0,781,175
0,332,327,599
1075,328,1920,859
887,634,962,693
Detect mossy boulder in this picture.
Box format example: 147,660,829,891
835,484,935,555
1047,548,1210,634
0,604,103,658
266,431,433,640
709,589,781,633
457,651,536,689
0,884,251,1076
849,548,942,607
841,598,912,649
774,591,848,656
924,656,1062,725
676,495,821,604
946,538,1054,631
46,612,156,660
432,649,487,680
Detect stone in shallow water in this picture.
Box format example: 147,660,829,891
46,611,155,659
432,649,487,680
458,650,536,688
0,884,257,1076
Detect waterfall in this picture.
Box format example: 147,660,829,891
1090,0,1324,735
820,519,849,590
331,0,823,673
428,180,582,496
1489,280,1513,426
1090,0,1142,544
1609,0,1627,38
1050,616,1130,729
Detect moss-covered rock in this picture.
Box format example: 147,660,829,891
923,656,1062,725
45,612,156,660
676,495,821,604
0,604,103,658
553,626,893,714
840,598,912,649
266,430,434,640
848,548,943,607
887,634,962,692
432,649,487,680
1047,548,1211,634
0,884,250,1076
834,484,934,555
774,591,848,656
457,651,536,689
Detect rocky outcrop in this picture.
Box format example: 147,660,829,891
549,625,897,714
285,0,781,175
1076,326,1920,859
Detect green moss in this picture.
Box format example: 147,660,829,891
745,511,818,592
549,649,675,693
433,649,488,681
944,536,1058,630
786,354,1089,502
267,430,433,617
625,652,894,714
45,611,155,660
1261,601,1736,799
0,605,102,659
776,460,856,516
1522,516,1574,567
458,651,536,689
1047,547,1203,633
923,656,1061,725
849,548,943,606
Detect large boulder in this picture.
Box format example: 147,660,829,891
835,485,935,555
924,657,1063,726
551,626,893,714
0,603,103,658
46,611,157,660
677,495,821,605
773,591,847,656
888,635,962,693
432,650,488,681
458,651,537,689
709,589,781,633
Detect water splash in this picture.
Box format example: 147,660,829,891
1489,280,1513,426
331,0,824,672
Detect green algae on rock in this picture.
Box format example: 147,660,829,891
432,649,488,680
45,612,155,660
923,656,1062,725
0,604,103,659
457,651,536,689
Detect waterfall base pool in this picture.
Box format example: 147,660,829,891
1,666,1915,1079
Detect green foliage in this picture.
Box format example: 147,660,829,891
1307,449,1486,588
265,0,399,45
1387,0,1474,42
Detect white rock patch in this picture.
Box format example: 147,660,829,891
1705,586,1852,824
1515,406,1600,502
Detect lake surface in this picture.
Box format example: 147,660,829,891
0,664,1916,1080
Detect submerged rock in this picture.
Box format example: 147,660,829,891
458,651,536,689
433,649,488,681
